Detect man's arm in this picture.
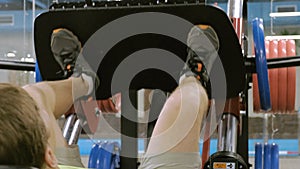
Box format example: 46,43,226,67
23,77,89,119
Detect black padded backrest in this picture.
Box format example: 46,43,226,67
34,3,245,99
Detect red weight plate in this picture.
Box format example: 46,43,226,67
269,40,279,112
277,40,288,113
286,39,296,113
253,74,261,112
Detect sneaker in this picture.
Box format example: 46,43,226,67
51,28,82,78
180,25,219,97
51,28,100,96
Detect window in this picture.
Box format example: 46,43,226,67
276,5,297,12
0,15,13,25
0,0,49,85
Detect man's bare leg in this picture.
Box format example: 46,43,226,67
145,76,208,156
139,25,218,168
23,76,90,152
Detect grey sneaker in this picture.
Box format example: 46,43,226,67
51,28,82,78
51,28,99,96
180,25,219,97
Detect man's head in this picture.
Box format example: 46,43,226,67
51,28,81,75
0,84,52,168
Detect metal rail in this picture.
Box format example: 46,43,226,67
0,60,35,71
1,55,299,73
245,56,300,73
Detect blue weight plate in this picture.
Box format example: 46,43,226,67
252,18,271,111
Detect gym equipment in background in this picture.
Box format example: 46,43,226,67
252,18,271,112
254,142,279,169
34,2,246,169
32,1,300,168
252,38,297,113
88,141,120,169
203,0,248,168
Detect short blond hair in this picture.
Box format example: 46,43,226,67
0,83,48,168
